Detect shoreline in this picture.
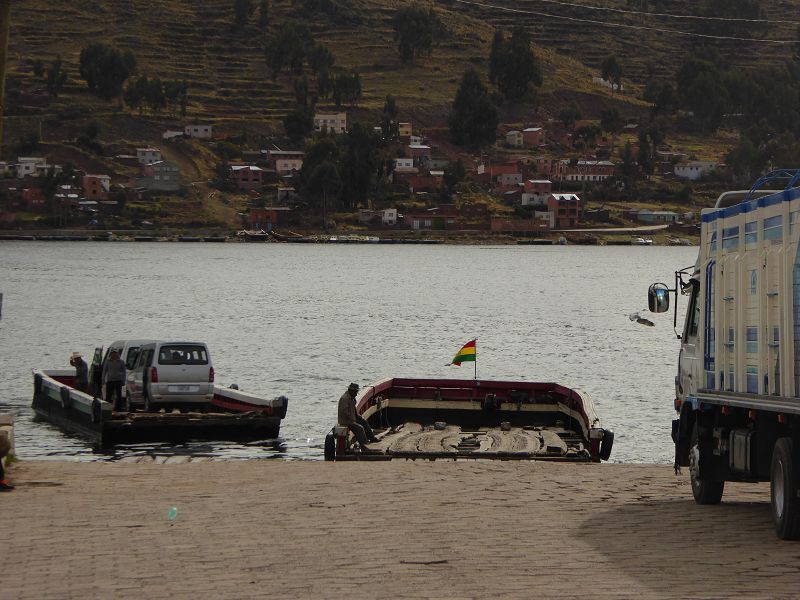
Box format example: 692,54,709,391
0,230,699,246
3,459,794,598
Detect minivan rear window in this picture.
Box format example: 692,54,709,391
158,345,208,365
125,347,141,369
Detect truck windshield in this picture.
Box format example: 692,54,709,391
684,280,700,339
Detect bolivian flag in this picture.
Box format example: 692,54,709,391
451,339,476,366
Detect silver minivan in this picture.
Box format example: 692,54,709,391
126,341,215,411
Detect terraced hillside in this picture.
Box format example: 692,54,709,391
0,0,640,135
5,0,797,138
462,0,800,81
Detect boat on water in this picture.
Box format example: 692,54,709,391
32,368,288,445
325,378,613,462
237,229,272,242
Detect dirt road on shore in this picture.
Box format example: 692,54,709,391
3,460,797,599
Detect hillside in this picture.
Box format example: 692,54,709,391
1,0,688,144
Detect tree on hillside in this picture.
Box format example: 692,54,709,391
79,43,137,101
339,123,381,209
32,59,44,78
448,68,498,148
258,0,269,29
308,43,335,76
265,23,314,78
488,26,542,102
46,56,68,98
393,5,442,64
164,80,189,118
488,30,503,84
380,95,399,140
558,104,581,131
332,72,361,107
283,106,314,143
601,55,623,93
123,74,148,114
301,137,341,226
145,76,167,113
600,108,623,135
233,0,255,29
443,159,466,193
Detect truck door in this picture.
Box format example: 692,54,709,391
678,279,701,399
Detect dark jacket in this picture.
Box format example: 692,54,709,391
337,391,357,425
103,357,126,383
74,359,89,388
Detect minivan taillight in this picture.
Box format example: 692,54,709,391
150,366,159,383
209,367,215,383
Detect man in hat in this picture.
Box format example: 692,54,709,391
0,430,13,491
69,352,89,393
338,382,379,448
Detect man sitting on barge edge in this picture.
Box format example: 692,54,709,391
338,383,379,449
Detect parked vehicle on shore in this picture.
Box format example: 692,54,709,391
126,341,214,411
648,169,800,539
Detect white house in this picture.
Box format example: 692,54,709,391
269,150,304,174
521,179,553,208
137,147,162,165
16,156,48,177
358,208,398,226
185,124,213,139
506,130,523,148
394,158,415,171
675,161,715,181
162,130,184,141
314,112,347,134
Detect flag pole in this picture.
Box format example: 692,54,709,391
474,339,477,380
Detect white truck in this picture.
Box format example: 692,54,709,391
648,170,800,539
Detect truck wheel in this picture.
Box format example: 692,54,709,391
689,424,724,505
770,437,800,540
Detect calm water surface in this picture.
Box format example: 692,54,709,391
0,241,695,462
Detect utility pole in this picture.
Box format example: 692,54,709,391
0,1,10,153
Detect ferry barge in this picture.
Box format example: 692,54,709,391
32,369,288,445
325,377,613,461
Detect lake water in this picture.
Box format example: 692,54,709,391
0,241,696,463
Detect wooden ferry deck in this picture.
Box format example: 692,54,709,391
342,422,590,460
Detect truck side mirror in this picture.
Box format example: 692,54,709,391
648,283,670,313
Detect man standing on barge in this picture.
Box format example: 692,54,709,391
103,350,126,411
70,352,89,392
338,383,379,448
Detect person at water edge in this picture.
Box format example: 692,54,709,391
338,383,379,448
70,352,89,392
103,350,126,411
0,430,13,491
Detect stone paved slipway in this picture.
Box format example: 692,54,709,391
3,461,799,599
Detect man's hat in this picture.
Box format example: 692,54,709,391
348,382,360,391
70,352,82,359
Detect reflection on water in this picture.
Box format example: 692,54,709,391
0,242,695,463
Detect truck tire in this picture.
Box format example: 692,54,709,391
689,423,724,505
770,437,800,540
